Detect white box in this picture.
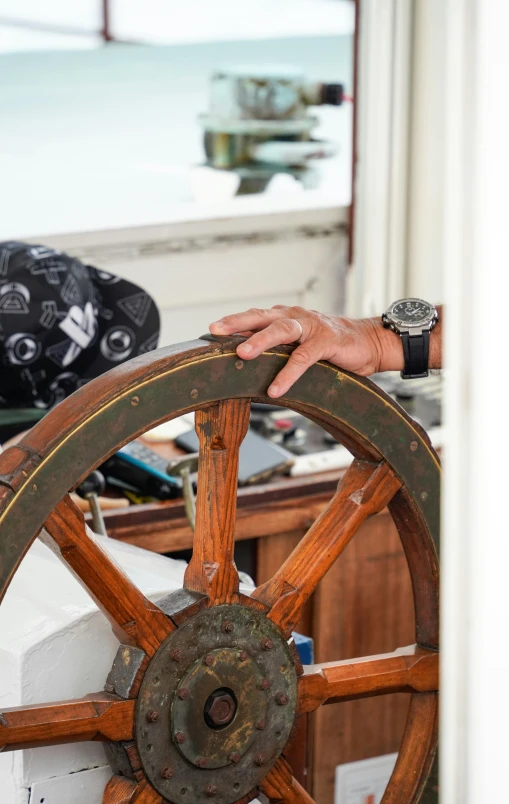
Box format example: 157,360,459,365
335,753,398,804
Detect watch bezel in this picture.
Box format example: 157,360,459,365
383,298,438,332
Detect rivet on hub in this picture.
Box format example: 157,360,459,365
175,731,186,744
203,654,214,666
239,650,248,661
276,692,289,706
230,752,241,763
254,753,266,766
222,621,234,633
177,687,189,700
147,710,159,722
196,757,207,768
260,678,271,690
160,767,174,780
256,719,266,730
205,784,218,797
261,637,274,651
170,648,183,662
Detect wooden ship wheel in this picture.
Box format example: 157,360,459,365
0,336,439,804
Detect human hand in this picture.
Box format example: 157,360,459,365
209,305,403,398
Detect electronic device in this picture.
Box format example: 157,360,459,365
382,298,439,379
175,427,294,485
100,441,182,500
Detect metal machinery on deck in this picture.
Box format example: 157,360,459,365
200,66,344,194
0,336,439,803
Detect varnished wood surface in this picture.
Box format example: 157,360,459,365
0,693,134,750
260,757,315,803
382,693,438,803
102,776,139,804
184,399,250,604
93,469,344,554
252,460,402,636
102,777,163,804
0,340,439,804
310,510,417,802
298,646,438,713
42,495,174,655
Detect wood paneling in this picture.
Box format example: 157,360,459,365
311,510,414,803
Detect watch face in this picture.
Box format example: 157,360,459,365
389,299,433,327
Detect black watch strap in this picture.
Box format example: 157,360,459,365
401,331,430,379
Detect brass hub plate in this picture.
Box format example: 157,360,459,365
135,600,298,803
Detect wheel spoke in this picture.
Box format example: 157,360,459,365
252,460,401,634
103,776,138,804
103,777,163,804
0,693,134,751
259,757,315,803
41,495,174,655
184,399,250,605
297,645,439,714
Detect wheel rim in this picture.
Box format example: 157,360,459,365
0,336,439,804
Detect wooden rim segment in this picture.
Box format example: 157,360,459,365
0,337,440,804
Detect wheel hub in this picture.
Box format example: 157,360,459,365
134,600,298,803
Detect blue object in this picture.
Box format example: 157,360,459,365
293,632,314,665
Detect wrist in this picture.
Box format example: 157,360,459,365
366,317,405,373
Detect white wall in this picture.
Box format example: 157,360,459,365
441,0,509,801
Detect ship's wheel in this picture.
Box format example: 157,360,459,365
0,336,439,803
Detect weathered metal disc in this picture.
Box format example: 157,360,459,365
135,601,298,803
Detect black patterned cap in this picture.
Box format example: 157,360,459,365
0,241,160,409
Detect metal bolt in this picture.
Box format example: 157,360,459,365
160,767,174,780
254,753,266,766
256,719,266,730
147,710,159,722
276,692,289,706
204,691,237,727
191,388,199,399
235,360,244,370
170,648,183,662
261,637,274,651
131,395,140,406
421,491,429,501
196,757,207,768
410,441,419,452
260,678,271,690
203,654,214,666
177,687,190,700
230,752,241,763
175,731,186,744
239,650,248,661
222,620,234,633
205,784,218,797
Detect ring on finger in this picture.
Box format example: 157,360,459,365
290,319,303,342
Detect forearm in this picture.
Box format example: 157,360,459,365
368,305,443,373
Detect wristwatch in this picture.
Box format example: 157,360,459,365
382,298,439,379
